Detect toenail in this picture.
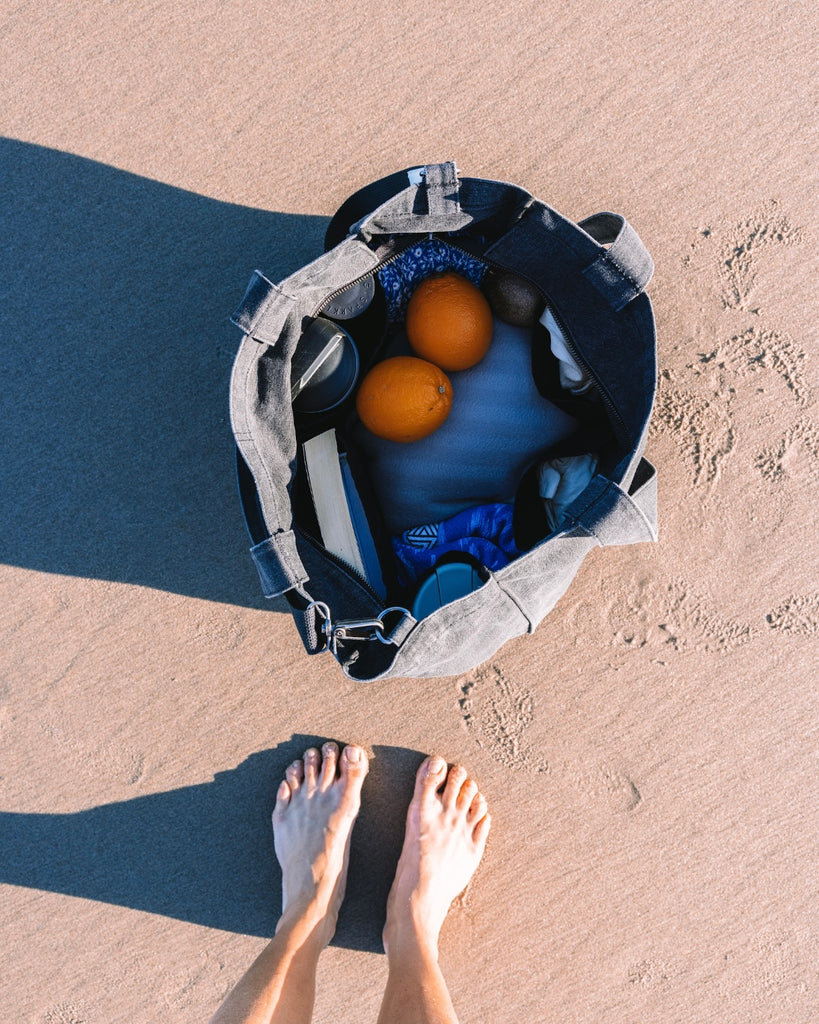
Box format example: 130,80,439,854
428,756,446,775
323,742,336,755
345,746,361,762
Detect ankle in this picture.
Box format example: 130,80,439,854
383,914,440,964
276,898,335,951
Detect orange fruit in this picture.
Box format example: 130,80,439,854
356,356,453,443
405,271,494,371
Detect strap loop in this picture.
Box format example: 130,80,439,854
230,270,295,345
251,531,310,598
423,162,461,219
579,212,654,312
356,161,470,239
567,461,658,546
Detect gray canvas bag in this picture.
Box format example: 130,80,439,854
229,163,658,680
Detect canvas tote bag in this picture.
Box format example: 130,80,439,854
230,163,657,680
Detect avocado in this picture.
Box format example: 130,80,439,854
482,268,545,327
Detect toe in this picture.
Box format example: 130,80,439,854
319,742,339,788
303,747,321,789
285,759,304,793
340,744,368,782
272,779,291,820
456,778,478,814
415,755,447,805
467,791,488,825
443,764,469,810
473,810,492,847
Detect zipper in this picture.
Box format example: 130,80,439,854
311,237,419,319
296,525,385,607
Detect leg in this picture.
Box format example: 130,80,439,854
210,742,368,1024
378,756,491,1024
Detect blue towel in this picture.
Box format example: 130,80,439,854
355,318,579,533
393,503,519,584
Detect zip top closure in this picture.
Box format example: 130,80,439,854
312,237,419,319
296,525,385,606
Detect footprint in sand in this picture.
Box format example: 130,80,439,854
653,323,814,489
718,203,803,312
43,1004,90,1024
739,930,814,1004
458,663,548,774
756,416,819,484
627,957,674,988
569,763,643,813
674,203,811,486
691,326,810,408
609,576,756,655
765,594,819,636
684,201,803,312
458,666,642,812
651,372,735,486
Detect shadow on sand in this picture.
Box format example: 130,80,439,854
0,137,329,607
0,735,424,953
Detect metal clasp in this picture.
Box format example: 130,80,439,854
306,602,411,662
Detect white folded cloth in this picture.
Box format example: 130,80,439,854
539,307,594,394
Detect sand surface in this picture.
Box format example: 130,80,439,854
1,1,817,1021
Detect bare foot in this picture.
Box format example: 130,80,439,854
383,756,491,959
272,742,368,947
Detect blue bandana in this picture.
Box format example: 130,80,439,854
378,238,486,321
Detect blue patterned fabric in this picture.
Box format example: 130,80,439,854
377,238,486,321
392,502,519,585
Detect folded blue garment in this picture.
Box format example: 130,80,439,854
378,238,486,321
393,503,519,584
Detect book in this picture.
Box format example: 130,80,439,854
301,429,386,598
338,452,387,598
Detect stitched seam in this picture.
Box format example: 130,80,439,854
272,533,309,586
495,581,535,630
598,249,640,296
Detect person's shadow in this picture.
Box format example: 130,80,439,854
0,137,330,607
0,736,424,952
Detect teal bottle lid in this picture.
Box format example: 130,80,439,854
411,561,483,619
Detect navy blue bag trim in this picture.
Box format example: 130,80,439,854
250,531,310,599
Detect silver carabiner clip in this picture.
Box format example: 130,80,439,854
306,604,413,662
332,617,386,643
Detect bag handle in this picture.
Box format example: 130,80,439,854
355,162,472,239
578,212,654,312
568,459,658,546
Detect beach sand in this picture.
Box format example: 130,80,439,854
1,1,817,1021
